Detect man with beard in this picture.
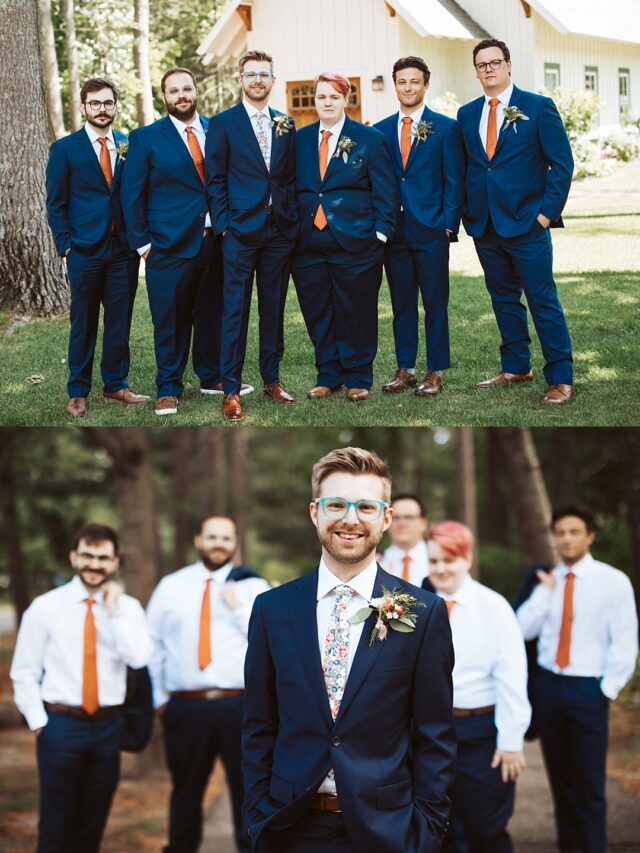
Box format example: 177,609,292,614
206,50,298,421
146,515,270,852
121,67,231,415
46,78,149,417
10,523,151,852
243,447,455,852
381,493,431,588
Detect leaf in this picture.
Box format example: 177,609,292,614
389,621,414,633
397,615,415,627
342,151,348,164
349,607,374,624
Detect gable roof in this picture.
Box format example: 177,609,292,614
387,0,490,39
526,0,640,44
198,0,251,66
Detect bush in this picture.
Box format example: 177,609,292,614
572,136,608,179
546,87,602,141
598,129,640,162
430,91,461,119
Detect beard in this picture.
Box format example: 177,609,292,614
77,568,110,590
317,519,384,566
166,98,197,122
86,113,114,130
200,549,233,572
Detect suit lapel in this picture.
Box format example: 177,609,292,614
322,115,354,185
492,85,522,161
232,103,269,175
469,96,489,164
387,113,403,171
268,107,282,173
404,105,430,173
304,121,322,185
77,128,110,190
161,116,202,183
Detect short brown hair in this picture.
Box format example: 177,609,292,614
80,78,118,104
311,447,391,501
473,38,510,64
392,56,431,85
239,50,273,73
70,523,120,556
161,67,197,93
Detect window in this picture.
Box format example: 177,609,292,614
619,68,630,119
544,62,560,91
585,66,598,94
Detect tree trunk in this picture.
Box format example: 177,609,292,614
198,429,227,517
455,428,479,577
626,430,640,616
172,429,193,570
63,0,81,132
495,428,556,567
0,0,69,318
0,436,31,622
133,0,154,126
38,0,65,138
230,431,248,563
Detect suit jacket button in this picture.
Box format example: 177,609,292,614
332,736,341,747
200,212,205,217
487,167,491,172
319,192,324,198
401,177,406,182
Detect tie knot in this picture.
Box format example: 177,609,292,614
334,584,353,602
85,598,95,607
97,137,108,147
402,116,412,125
186,126,194,135
489,98,500,107
321,130,332,141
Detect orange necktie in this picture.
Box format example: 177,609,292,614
555,571,575,669
400,116,412,169
402,554,411,581
82,599,99,715
186,126,205,183
486,98,500,160
313,130,332,230
97,137,113,189
445,600,456,618
198,578,212,670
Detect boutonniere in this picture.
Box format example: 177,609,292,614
116,142,129,161
502,106,529,134
269,113,293,136
411,120,433,144
333,136,356,163
350,586,425,646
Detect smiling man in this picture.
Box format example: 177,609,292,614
242,447,455,852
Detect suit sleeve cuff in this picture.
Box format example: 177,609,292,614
376,231,388,243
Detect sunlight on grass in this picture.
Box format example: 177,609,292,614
586,366,619,380
573,350,599,362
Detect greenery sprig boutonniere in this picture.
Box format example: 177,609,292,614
116,142,129,160
269,114,293,136
411,120,433,144
502,106,529,134
350,586,425,646
333,136,356,163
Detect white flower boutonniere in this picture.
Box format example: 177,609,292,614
502,106,529,134
117,142,129,161
411,120,433,144
269,114,293,136
350,586,425,646
333,136,356,163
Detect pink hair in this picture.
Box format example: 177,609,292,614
314,72,351,96
428,521,474,559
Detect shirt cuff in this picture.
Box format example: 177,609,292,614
496,729,525,752
25,704,48,731
137,242,151,257
599,678,617,701
376,231,387,243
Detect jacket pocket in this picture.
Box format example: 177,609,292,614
376,778,412,810
269,772,295,804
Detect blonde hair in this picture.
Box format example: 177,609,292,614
311,447,391,501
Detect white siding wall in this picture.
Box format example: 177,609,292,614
460,0,536,84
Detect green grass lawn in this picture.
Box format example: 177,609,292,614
1,164,639,427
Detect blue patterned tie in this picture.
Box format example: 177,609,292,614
255,112,270,170
322,584,354,720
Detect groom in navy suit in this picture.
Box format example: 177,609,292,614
243,446,455,852
457,39,575,404
46,78,148,417
375,57,464,398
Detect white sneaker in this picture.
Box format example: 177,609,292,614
201,383,254,396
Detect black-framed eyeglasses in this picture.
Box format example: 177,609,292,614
240,71,273,82
475,59,505,73
86,99,117,111
315,497,390,521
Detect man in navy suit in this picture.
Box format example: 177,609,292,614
206,50,298,422
457,39,575,404
46,78,149,417
243,446,455,852
121,67,223,416
293,74,397,402
375,57,464,398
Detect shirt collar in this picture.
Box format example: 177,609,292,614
398,105,425,126
317,557,378,603
485,82,513,106
243,99,271,122
68,574,104,604
169,112,204,135
319,114,346,140
436,573,474,605
196,560,233,584
84,124,115,147
558,551,593,578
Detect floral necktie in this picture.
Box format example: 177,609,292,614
255,111,270,170
322,584,354,720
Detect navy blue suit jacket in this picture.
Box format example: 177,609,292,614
205,103,298,240
46,127,129,257
242,565,455,852
121,115,210,259
295,116,398,253
374,107,465,242
457,85,574,238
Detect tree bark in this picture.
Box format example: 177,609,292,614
198,429,227,517
0,0,69,318
172,429,193,570
63,0,81,132
455,428,479,577
0,435,31,622
38,0,65,138
230,431,248,563
133,0,154,126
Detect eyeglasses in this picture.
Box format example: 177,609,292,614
86,100,116,111
240,72,272,82
392,514,423,522
315,497,390,521
475,59,505,73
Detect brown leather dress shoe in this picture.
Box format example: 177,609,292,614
307,385,341,399
476,371,534,388
263,381,295,403
382,368,417,393
67,397,87,418
542,384,575,404
347,388,370,402
154,396,178,415
222,393,244,420
103,388,150,404
415,371,444,396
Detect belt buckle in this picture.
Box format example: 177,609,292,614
204,688,223,700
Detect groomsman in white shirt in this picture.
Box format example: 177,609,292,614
380,493,430,588
517,506,638,853
146,515,270,853
10,523,152,853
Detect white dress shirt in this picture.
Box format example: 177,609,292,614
438,576,531,751
146,561,270,708
316,557,377,792
396,104,425,149
10,575,151,731
381,539,429,587
84,123,117,174
478,82,513,153
517,553,638,700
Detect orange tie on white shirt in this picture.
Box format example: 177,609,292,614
198,578,212,670
82,599,99,714
402,554,411,581
555,571,575,669
313,130,332,230
486,98,500,160
445,600,456,618
400,116,412,169
186,126,205,183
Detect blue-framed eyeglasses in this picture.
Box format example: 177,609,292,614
315,497,390,521
240,71,273,82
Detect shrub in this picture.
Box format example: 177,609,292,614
430,91,461,119
547,87,602,141
599,130,640,162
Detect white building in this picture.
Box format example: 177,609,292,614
198,0,640,126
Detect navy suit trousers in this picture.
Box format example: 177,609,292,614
293,229,384,389
66,236,139,397
258,810,353,853
535,669,609,853
473,219,573,384
384,216,451,371
162,695,249,853
36,711,123,853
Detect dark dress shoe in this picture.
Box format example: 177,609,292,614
222,393,244,420
382,368,417,393
307,385,341,399
347,388,369,402
103,388,150,404
67,397,87,418
476,371,534,388
415,371,444,396
263,381,295,403
542,384,575,404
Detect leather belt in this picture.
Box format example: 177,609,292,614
311,793,342,812
203,227,213,238
453,704,495,718
170,688,244,700
44,702,123,720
